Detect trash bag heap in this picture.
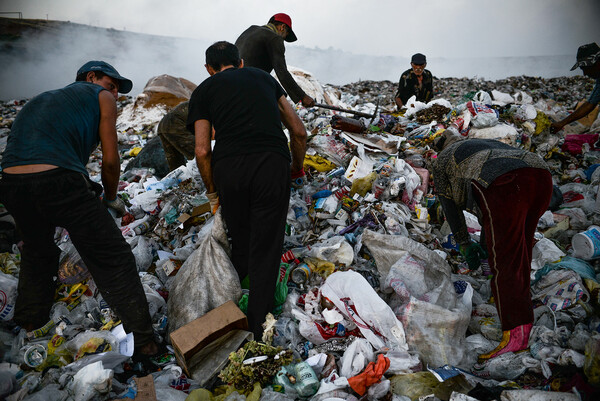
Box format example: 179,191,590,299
0,71,599,401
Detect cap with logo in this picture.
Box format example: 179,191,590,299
77,60,133,94
571,43,600,71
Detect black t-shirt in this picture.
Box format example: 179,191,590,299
187,67,290,164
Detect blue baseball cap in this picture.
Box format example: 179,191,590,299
77,60,133,93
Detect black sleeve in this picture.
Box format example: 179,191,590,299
424,71,434,102
395,73,410,104
268,37,306,103
439,195,471,246
186,85,210,133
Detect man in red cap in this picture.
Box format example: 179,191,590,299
235,13,315,108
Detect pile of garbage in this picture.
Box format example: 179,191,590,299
1,70,600,401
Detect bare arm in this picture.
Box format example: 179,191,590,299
278,95,307,173
552,101,596,132
98,90,120,200
194,119,216,193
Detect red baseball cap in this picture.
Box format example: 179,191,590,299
272,13,297,42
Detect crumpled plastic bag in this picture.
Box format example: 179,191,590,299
304,236,354,266
320,270,408,350
167,210,242,334
70,361,113,401
132,236,154,272
531,238,565,272
58,242,90,285
340,338,374,378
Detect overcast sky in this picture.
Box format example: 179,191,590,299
2,0,599,58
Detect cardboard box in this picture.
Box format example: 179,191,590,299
170,301,248,376
134,375,156,401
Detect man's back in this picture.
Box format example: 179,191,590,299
235,25,282,73
187,67,289,163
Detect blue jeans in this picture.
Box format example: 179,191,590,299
0,168,154,346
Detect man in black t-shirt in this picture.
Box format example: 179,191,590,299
187,41,307,339
394,53,434,109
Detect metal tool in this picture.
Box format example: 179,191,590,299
313,103,377,119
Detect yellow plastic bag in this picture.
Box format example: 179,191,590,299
304,154,337,172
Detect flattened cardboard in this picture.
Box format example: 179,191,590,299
169,301,248,376
134,375,156,401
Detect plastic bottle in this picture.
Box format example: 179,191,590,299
293,361,320,397
134,216,157,235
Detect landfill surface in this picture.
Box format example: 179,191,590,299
1,71,600,401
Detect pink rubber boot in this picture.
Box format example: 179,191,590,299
478,323,532,362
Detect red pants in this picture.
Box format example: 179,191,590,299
472,168,552,330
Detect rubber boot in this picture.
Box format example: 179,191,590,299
478,323,532,362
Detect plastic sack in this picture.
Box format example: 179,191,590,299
167,210,242,334
499,389,580,401
0,271,17,321
384,244,472,367
390,371,470,401
466,101,498,128
70,361,113,401
531,269,589,311
471,352,539,380
469,124,518,144
320,270,408,350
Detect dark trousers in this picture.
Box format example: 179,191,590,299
213,153,290,338
472,168,552,330
158,130,195,172
0,168,154,346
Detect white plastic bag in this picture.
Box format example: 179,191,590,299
70,361,113,401
340,338,374,378
320,270,407,350
167,210,242,334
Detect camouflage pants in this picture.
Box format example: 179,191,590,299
158,129,195,172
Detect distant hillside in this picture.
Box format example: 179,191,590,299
0,17,578,100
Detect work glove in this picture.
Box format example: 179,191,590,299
103,196,127,217
460,242,488,271
347,354,390,396
291,168,306,190
206,192,219,214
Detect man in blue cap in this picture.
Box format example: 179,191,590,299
551,43,600,133
0,61,158,358
395,53,434,110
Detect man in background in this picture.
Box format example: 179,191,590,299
235,13,315,108
188,41,307,338
395,53,433,110
551,43,600,133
